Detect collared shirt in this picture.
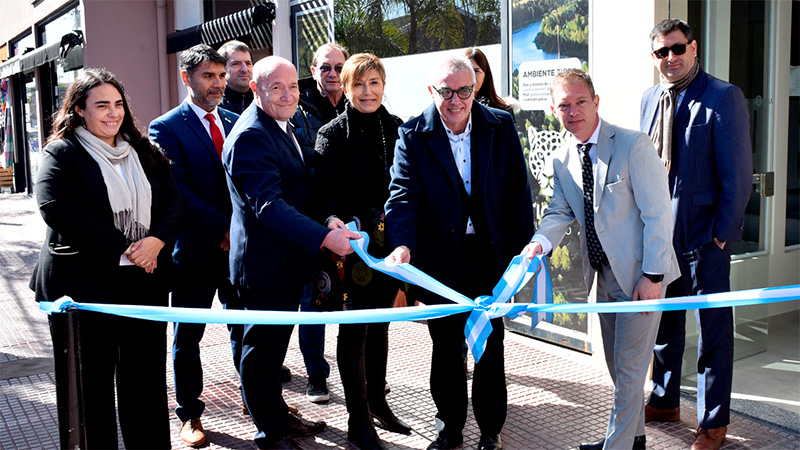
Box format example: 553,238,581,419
276,119,304,163
440,114,475,234
533,118,603,255
187,98,227,141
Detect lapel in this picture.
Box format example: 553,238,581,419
593,121,614,210
418,104,460,191
673,68,707,132
180,100,220,161
219,108,236,135
470,103,496,200
258,106,307,170
643,87,661,134
70,136,116,216
565,140,585,214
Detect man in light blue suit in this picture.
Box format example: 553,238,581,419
524,69,679,450
641,19,752,450
148,44,241,447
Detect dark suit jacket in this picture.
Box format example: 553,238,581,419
148,101,238,265
385,102,535,304
29,136,182,303
641,68,752,253
223,103,330,291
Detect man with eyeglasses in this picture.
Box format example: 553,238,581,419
385,56,534,450
289,42,350,405
641,18,752,450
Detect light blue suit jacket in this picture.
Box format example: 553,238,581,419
534,120,679,297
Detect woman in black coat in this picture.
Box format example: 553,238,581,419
313,53,410,450
30,68,182,449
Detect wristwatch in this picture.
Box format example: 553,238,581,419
643,272,664,283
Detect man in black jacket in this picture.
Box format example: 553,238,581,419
218,40,254,115
289,42,350,405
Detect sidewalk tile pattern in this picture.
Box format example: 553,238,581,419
1,194,798,449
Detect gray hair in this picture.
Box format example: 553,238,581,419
429,56,476,86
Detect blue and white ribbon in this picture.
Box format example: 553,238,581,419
39,222,800,363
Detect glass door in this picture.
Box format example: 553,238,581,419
684,0,773,376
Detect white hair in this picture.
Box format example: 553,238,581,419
429,55,476,86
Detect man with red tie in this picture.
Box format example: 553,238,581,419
148,44,242,447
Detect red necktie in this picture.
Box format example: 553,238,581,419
205,113,224,158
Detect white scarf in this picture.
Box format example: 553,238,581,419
74,126,151,242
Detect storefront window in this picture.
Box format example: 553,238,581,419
23,73,39,185
334,0,501,57
12,33,35,57
507,0,590,346
40,5,81,45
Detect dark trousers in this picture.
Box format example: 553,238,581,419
171,250,243,422
337,288,395,435
649,241,734,429
238,283,304,446
427,234,507,440
53,267,170,449
299,283,330,378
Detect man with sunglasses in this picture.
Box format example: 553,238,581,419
290,42,350,405
385,56,534,450
641,18,752,450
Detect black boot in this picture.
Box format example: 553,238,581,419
347,420,386,450
365,322,412,435
368,399,412,434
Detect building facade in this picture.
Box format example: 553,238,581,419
1,0,797,421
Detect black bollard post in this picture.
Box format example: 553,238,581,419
49,307,86,449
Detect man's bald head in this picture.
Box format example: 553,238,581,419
250,56,300,121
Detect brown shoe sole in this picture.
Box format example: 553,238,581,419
645,407,680,422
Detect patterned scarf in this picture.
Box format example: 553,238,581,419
651,59,701,173
74,126,151,242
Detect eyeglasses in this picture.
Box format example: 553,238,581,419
431,85,474,100
319,64,343,74
652,41,692,59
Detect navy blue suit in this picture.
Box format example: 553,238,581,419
223,103,330,446
641,68,752,428
385,102,534,440
148,100,242,422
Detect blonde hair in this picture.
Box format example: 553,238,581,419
340,53,386,92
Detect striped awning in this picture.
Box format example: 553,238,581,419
166,1,275,54
0,31,83,79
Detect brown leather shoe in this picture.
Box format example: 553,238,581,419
180,418,207,447
286,412,326,437
645,404,680,422
243,402,298,415
690,426,727,450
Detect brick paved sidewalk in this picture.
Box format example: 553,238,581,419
1,193,798,449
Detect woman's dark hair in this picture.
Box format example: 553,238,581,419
463,47,508,110
48,68,168,170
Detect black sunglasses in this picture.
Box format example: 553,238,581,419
431,85,474,101
319,64,343,74
652,41,692,59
